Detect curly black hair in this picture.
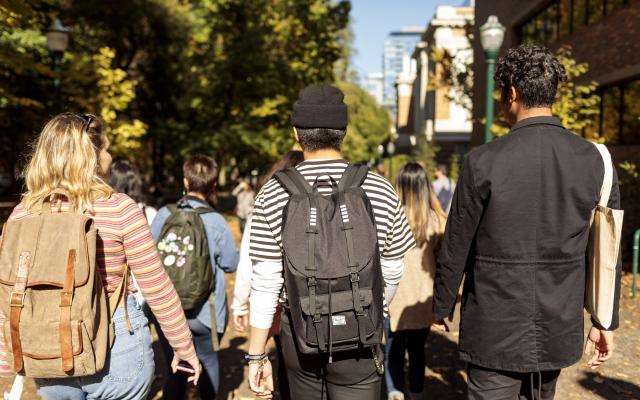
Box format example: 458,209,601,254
494,44,567,108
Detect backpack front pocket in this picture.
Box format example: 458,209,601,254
3,319,87,377
300,288,375,348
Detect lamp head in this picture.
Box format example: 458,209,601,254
480,15,505,59
46,18,70,53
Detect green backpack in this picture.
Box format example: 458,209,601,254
157,198,215,316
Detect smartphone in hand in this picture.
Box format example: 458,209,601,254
176,361,195,375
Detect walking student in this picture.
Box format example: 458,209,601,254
232,178,255,233
151,154,239,400
433,44,622,400
385,162,446,400
110,159,158,224
231,150,304,400
247,83,415,400
431,164,455,213
0,113,200,399
110,159,157,307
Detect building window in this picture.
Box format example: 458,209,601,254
520,0,629,45
622,80,640,145
596,79,640,145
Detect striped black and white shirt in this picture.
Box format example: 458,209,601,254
249,158,416,262
248,158,416,328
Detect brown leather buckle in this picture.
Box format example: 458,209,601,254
10,292,25,307
60,291,73,307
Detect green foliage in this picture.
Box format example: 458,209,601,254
552,47,600,138
93,47,147,155
387,154,411,185
0,1,53,192
337,81,390,163
0,0,352,195
449,153,460,182
429,22,474,115
620,162,639,180
413,136,439,178
618,161,640,259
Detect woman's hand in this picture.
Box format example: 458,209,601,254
431,319,450,333
248,358,274,399
234,314,249,333
171,353,202,385
585,326,614,369
431,312,454,333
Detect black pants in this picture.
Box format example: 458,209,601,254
273,335,291,400
280,311,382,400
383,319,429,394
467,364,561,400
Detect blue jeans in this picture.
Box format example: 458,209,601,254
384,319,429,395
160,318,222,400
36,297,155,400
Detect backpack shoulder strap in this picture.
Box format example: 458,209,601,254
594,143,613,207
174,197,215,215
167,204,179,214
275,168,311,195
338,163,370,191
194,206,216,216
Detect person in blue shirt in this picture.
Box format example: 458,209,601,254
150,154,239,400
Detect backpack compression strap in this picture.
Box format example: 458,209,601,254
274,169,329,349
336,166,370,344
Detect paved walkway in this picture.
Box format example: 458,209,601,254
0,217,638,399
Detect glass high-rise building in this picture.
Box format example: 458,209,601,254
382,27,423,116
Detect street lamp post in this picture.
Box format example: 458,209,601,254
46,18,70,110
386,140,396,181
480,15,505,144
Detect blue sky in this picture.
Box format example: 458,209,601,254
350,0,465,79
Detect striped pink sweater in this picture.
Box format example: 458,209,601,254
0,193,195,375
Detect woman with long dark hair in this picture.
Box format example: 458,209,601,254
385,162,447,400
109,159,157,224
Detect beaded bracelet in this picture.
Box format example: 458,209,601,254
247,356,269,366
244,352,267,363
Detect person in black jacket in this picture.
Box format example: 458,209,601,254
432,44,622,400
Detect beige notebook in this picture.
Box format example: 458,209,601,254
585,143,624,329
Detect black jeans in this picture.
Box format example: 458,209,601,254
467,364,561,400
383,319,429,395
280,311,382,400
273,335,291,400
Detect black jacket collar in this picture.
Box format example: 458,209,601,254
511,116,564,133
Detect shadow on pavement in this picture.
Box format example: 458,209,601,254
578,371,640,400
219,336,248,399
423,331,466,399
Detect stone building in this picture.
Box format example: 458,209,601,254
395,4,475,160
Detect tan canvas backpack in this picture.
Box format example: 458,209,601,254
0,191,128,378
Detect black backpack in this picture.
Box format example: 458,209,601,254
276,164,384,361
157,198,215,316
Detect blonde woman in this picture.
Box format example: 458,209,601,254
1,113,200,399
385,162,447,400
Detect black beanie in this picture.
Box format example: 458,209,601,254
292,83,348,129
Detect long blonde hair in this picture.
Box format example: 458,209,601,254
395,162,446,247
22,113,113,212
